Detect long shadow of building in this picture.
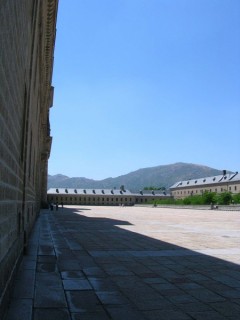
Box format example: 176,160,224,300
8,206,239,319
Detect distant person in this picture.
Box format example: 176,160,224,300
50,203,54,211
56,202,59,211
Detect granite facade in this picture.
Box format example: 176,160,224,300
0,0,58,316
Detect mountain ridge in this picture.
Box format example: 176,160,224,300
48,162,231,191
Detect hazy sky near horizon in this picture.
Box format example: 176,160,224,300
49,0,240,180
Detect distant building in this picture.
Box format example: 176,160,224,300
0,1,58,316
47,188,171,206
170,171,240,199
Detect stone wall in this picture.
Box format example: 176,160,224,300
0,0,58,316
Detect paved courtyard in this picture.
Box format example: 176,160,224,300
5,205,240,320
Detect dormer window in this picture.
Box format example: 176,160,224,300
65,189,68,193
56,188,59,193
74,189,77,193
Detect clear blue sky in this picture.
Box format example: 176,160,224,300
49,0,240,180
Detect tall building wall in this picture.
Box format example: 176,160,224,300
0,0,58,315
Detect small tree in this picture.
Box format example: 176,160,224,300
202,191,216,205
232,193,240,204
216,192,232,205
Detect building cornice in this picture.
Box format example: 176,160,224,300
44,0,58,92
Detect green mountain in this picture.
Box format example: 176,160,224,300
48,162,229,191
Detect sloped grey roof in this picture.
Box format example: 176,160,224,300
170,172,240,189
47,188,170,197
47,188,132,195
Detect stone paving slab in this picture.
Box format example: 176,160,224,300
4,205,240,319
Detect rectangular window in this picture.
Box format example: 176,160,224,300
235,186,237,191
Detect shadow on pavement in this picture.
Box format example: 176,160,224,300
5,206,240,320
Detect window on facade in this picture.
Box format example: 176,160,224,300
125,198,127,201
107,198,109,201
234,186,237,191
229,187,231,191
116,198,118,201
215,189,217,192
